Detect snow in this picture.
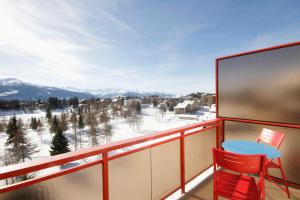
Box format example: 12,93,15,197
0,90,18,97
175,100,195,109
64,87,174,97
0,78,23,86
209,104,216,113
0,105,215,188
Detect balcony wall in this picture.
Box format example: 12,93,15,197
0,163,103,200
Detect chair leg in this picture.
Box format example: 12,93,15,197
213,192,218,200
278,158,291,198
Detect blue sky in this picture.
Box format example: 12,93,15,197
0,0,300,94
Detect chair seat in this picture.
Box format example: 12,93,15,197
216,171,260,200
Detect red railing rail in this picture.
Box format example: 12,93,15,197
0,118,223,200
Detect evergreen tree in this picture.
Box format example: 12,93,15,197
136,102,141,113
6,116,18,144
48,97,61,109
49,128,70,156
46,107,52,121
62,98,67,107
50,115,60,133
6,117,36,162
153,98,158,107
169,104,174,112
30,117,38,130
69,97,79,108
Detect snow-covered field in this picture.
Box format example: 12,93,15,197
0,105,215,187
0,105,215,160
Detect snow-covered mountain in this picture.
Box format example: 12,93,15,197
0,78,94,100
0,78,174,100
66,87,174,98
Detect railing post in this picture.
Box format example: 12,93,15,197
102,152,109,200
180,131,185,194
220,120,224,147
216,119,225,149
216,121,220,149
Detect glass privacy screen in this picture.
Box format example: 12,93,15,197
217,44,300,125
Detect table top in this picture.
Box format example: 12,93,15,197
222,140,281,159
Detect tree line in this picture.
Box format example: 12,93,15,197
0,96,144,184
0,97,80,110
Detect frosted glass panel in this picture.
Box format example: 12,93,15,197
185,128,216,181
109,149,151,200
218,44,300,124
0,164,103,200
151,140,180,200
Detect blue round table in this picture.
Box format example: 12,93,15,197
222,140,281,159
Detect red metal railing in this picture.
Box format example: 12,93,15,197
0,118,223,200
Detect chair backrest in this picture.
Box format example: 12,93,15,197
257,128,285,149
213,148,266,174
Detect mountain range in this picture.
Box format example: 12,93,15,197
0,78,174,100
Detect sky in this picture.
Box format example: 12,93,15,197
0,0,300,95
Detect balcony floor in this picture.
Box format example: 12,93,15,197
180,175,300,200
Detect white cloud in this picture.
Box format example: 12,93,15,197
0,0,115,86
245,29,300,51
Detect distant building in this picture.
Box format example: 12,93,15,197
112,97,124,108
200,94,216,106
174,100,198,114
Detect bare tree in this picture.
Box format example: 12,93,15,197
159,105,167,120
86,111,99,146
70,112,78,150
37,118,44,141
111,105,119,119
59,112,68,132
2,147,18,184
127,110,143,131
103,123,113,143
0,119,6,132
99,110,110,125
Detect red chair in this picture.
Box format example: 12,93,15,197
213,148,266,200
257,128,290,198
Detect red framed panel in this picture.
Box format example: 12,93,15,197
215,41,300,188
216,40,300,127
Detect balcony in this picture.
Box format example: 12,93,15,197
1,41,300,200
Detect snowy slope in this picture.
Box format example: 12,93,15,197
0,78,94,100
0,78,174,100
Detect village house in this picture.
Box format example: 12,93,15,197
200,93,216,106
174,100,198,114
